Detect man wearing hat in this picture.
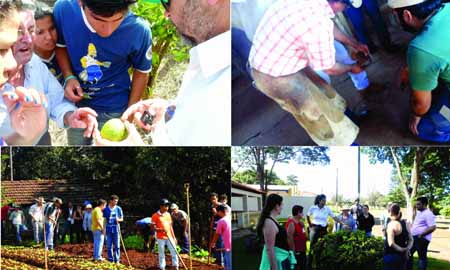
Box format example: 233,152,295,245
44,197,62,250
29,197,45,244
334,205,357,232
388,0,450,142
103,195,124,263
170,203,190,254
152,199,178,270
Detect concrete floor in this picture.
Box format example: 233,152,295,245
232,26,439,146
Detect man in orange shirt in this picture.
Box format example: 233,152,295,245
151,199,178,270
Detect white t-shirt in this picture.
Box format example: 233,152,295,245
307,205,335,227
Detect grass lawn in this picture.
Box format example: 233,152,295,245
232,236,450,270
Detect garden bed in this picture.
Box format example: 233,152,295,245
56,243,222,270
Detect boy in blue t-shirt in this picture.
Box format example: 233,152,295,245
103,195,124,263
53,0,152,145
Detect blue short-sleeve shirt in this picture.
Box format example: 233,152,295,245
103,205,123,233
53,0,152,113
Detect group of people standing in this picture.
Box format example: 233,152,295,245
383,197,436,270
257,194,437,270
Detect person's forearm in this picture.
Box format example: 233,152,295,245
420,226,436,236
128,71,149,107
333,24,357,48
211,233,219,247
266,246,277,270
5,132,38,146
307,216,312,227
324,63,353,76
56,47,75,79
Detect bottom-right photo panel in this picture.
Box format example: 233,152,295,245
231,146,450,270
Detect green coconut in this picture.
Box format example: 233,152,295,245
100,119,128,141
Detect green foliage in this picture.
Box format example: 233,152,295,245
311,230,384,270
132,1,190,98
440,205,450,217
1,147,230,249
192,245,209,259
124,234,144,251
233,169,286,185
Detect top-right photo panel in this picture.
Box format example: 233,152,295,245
231,0,450,146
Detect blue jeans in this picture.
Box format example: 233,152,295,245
384,253,406,270
417,87,450,143
14,224,22,243
157,238,179,269
32,221,44,243
45,222,55,249
344,0,390,47
407,236,430,270
223,251,231,270
106,230,120,263
214,235,224,266
93,230,105,260
67,112,122,145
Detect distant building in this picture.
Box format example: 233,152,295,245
231,181,265,230
246,184,316,197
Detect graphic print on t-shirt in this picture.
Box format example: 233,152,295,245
79,43,111,84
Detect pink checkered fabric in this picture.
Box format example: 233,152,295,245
249,0,336,77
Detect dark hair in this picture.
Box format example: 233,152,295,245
34,1,52,20
363,204,369,209
210,192,218,198
81,0,137,18
390,203,401,217
110,195,119,201
314,194,326,205
292,205,303,216
219,194,228,201
416,196,428,206
98,199,106,206
216,204,226,213
396,0,442,20
0,0,21,23
256,194,283,239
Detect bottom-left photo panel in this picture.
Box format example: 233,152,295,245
0,147,231,270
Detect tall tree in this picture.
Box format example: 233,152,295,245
233,146,330,201
362,147,450,221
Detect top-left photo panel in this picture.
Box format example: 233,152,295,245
0,0,231,146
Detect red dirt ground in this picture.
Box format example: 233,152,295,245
56,243,222,270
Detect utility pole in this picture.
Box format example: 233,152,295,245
10,147,13,181
335,167,338,207
357,147,361,201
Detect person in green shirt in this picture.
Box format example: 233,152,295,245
389,0,450,143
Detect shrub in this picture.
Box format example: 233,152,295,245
123,234,144,251
311,230,383,270
440,206,450,217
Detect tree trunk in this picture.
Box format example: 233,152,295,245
252,147,266,203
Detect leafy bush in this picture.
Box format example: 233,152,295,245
311,230,383,270
132,1,190,98
123,234,144,251
440,206,450,217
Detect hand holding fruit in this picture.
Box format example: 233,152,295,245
93,119,145,146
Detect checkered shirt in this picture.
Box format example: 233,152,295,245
249,0,336,77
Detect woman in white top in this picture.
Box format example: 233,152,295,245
306,194,343,268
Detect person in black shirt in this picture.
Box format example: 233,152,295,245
357,205,375,237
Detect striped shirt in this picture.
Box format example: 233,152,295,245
249,0,336,77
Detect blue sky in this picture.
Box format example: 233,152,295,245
233,147,394,200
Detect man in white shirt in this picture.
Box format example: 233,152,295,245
5,6,98,145
95,0,231,146
29,197,45,244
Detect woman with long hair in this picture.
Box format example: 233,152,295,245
306,194,344,269
383,203,413,270
258,194,295,270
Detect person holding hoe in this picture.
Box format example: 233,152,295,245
44,197,62,250
103,194,124,264
152,198,179,270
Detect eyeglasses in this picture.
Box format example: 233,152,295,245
160,0,170,11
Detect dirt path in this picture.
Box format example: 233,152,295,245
56,243,222,270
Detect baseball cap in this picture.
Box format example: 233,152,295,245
387,0,427,8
